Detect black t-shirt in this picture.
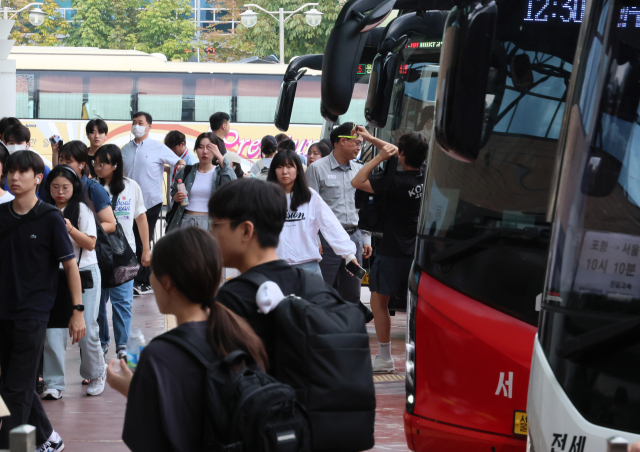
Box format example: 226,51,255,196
212,135,228,161
216,260,304,362
0,200,75,321
123,321,208,452
369,169,424,258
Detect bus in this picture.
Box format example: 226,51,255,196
527,1,640,450
7,45,342,164
402,0,585,450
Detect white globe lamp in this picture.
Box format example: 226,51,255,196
305,8,322,27
240,9,258,28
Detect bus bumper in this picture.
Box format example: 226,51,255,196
404,411,526,452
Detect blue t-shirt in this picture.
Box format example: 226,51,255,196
82,175,111,212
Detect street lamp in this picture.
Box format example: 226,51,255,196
2,2,47,23
240,3,323,65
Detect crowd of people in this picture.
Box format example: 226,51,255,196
0,111,429,452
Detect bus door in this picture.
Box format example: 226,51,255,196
528,0,640,450
404,1,582,451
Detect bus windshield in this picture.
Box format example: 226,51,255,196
410,2,582,325
540,0,640,433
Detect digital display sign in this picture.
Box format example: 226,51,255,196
357,64,372,75
405,41,443,49
618,7,640,28
524,0,585,23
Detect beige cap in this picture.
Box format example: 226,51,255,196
225,152,242,164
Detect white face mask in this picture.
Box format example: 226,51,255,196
131,125,148,139
6,144,28,154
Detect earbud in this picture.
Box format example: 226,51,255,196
36,178,40,183
114,164,117,168
79,164,84,169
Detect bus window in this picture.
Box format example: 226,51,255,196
16,74,35,119
194,76,233,122
138,76,184,121
236,76,280,123
339,82,368,125
290,78,321,124
38,74,83,120
87,75,133,120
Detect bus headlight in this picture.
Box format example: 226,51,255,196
406,262,420,413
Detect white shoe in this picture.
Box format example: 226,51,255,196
86,365,107,396
41,388,62,400
372,354,395,374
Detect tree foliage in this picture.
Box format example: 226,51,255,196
9,0,69,46
136,0,196,60
201,0,342,63
199,0,255,63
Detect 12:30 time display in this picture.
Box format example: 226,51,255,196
524,0,585,23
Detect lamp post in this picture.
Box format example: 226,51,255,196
240,3,322,65
1,2,46,117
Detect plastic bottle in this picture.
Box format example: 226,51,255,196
126,329,147,370
177,179,189,206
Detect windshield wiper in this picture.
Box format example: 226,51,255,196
556,316,640,361
431,227,543,264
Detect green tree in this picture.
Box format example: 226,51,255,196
199,0,255,62
9,0,69,46
136,0,196,61
66,0,120,48
202,0,341,63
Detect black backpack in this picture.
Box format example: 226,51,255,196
156,327,312,452
234,270,376,452
355,155,398,233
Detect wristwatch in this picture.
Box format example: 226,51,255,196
72,305,85,312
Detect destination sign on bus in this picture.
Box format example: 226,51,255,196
525,1,639,28
357,64,372,75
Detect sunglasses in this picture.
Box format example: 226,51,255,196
338,124,359,139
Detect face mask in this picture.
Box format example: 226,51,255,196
131,125,147,138
7,144,28,154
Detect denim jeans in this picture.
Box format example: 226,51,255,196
43,263,105,390
292,261,323,276
108,280,134,347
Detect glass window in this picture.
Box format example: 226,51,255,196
87,75,133,120
65,9,76,20
211,22,233,33
194,76,232,122
199,9,214,21
38,74,83,119
339,82,368,126
236,76,280,123
290,77,321,124
16,73,35,119
138,76,184,121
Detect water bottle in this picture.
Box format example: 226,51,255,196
126,329,147,370
177,179,189,206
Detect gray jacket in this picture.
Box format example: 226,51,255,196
168,157,236,231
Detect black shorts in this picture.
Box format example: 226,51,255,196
369,255,413,297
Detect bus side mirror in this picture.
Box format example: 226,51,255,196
580,146,622,197
435,1,497,162
274,54,323,131
365,51,403,128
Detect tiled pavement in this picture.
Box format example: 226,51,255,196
42,288,410,451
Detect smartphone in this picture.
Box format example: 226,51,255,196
50,135,61,144
346,261,367,280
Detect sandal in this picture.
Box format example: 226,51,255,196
82,379,90,385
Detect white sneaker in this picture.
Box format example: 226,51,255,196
41,388,62,400
372,354,395,374
86,365,107,396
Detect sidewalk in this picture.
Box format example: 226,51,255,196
42,288,409,451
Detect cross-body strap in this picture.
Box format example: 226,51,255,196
233,267,330,301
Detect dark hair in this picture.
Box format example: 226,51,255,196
151,228,268,370
0,117,21,139
132,111,152,125
4,150,45,178
0,143,9,187
320,138,333,152
330,122,356,145
44,164,88,229
278,139,296,152
260,135,278,158
209,112,230,131
232,162,244,179
275,133,289,144
95,144,125,196
267,151,311,211
195,132,217,152
4,124,30,144
59,140,90,177
208,178,286,248
308,141,331,159
85,119,108,136
165,130,186,150
397,132,429,168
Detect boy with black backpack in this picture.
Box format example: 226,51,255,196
209,178,376,452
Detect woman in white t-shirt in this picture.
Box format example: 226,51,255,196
94,144,150,362
0,145,14,204
267,150,357,275
42,165,106,400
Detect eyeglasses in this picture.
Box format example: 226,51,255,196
209,219,233,229
91,160,111,170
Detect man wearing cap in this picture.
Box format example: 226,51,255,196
306,122,373,321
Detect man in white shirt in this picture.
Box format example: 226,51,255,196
121,112,185,294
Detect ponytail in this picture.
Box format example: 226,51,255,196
151,228,268,370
